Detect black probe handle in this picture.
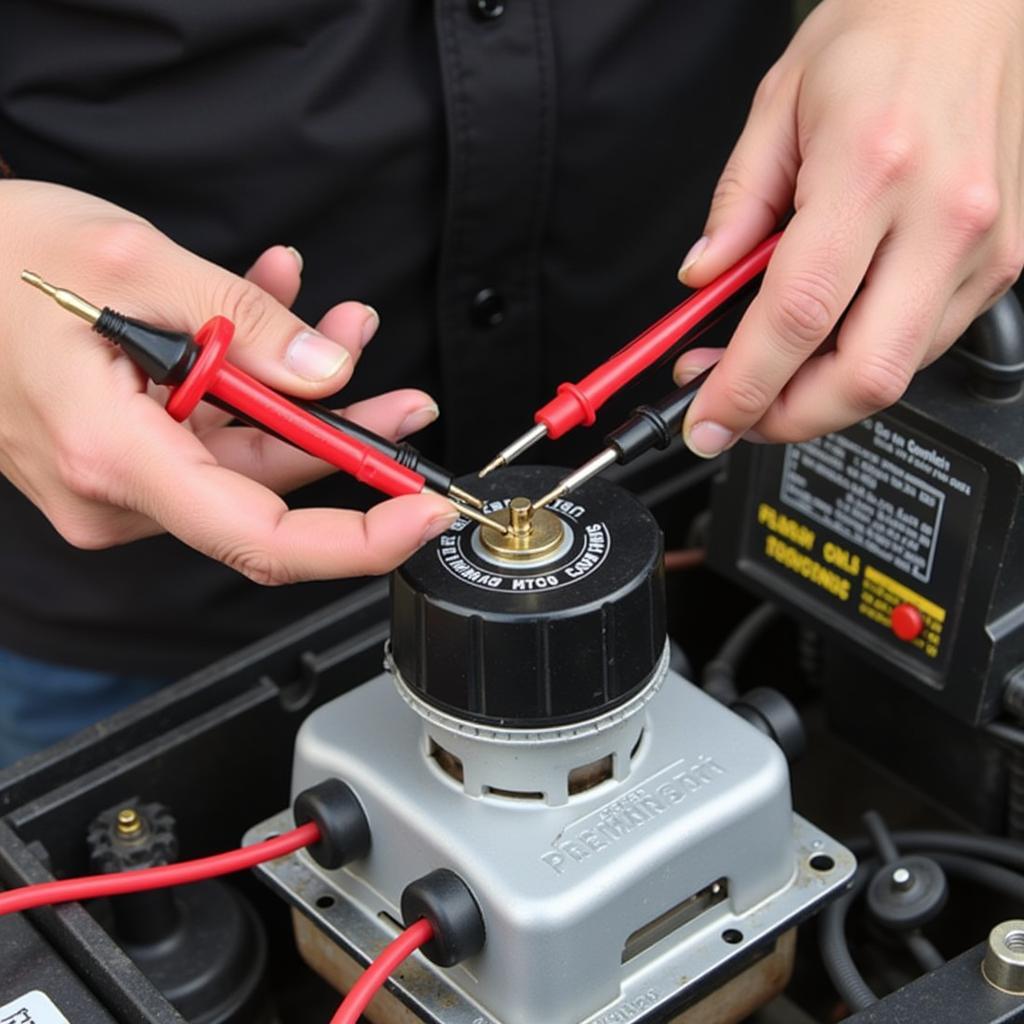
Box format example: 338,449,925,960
604,365,715,464
294,400,454,494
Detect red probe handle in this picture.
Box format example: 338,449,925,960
536,232,781,439
165,317,426,498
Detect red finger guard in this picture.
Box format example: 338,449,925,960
165,316,234,421
165,316,426,498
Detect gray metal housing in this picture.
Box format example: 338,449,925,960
288,667,854,1024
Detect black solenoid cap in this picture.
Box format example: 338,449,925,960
390,466,666,727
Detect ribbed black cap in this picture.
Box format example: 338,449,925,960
390,466,665,726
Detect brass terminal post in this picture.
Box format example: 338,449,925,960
479,496,564,561
447,498,512,535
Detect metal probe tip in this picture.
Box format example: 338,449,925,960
478,422,549,478
448,484,484,510
531,447,618,512
444,497,511,536
21,270,102,325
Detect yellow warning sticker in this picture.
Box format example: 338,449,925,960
859,565,946,658
753,500,949,660
862,566,946,623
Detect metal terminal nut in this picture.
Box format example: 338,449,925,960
479,497,565,562
116,807,144,838
983,920,1024,994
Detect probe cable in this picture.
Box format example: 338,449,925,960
0,822,320,916
479,231,781,476
18,272,505,534
330,917,435,1024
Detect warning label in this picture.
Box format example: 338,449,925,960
779,418,978,584
741,412,987,675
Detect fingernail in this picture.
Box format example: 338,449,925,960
420,511,459,545
360,306,380,348
673,362,704,386
397,402,440,438
285,329,350,382
285,245,304,274
686,420,734,458
743,429,769,444
678,236,709,280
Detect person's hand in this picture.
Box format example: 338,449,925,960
0,180,457,583
675,0,1024,455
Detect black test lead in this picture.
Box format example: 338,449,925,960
530,365,715,511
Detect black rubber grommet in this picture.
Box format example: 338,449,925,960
866,855,948,932
730,687,806,763
401,869,485,967
293,778,371,870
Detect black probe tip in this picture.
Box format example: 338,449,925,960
93,309,198,386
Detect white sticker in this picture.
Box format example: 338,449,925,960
0,991,71,1024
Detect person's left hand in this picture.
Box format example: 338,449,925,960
674,0,1024,456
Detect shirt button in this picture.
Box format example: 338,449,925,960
470,288,506,328
469,0,505,20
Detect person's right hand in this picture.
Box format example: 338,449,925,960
0,180,458,584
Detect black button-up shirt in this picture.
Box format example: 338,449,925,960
0,0,790,673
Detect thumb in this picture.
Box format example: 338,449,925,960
679,65,801,288
179,254,378,399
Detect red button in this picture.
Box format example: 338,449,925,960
891,603,924,642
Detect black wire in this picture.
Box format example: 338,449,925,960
844,831,1024,873
823,828,1024,1011
862,810,900,865
904,931,945,973
819,860,879,1012
702,603,782,703
925,850,1024,903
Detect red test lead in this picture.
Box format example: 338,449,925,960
478,231,781,476
20,272,507,535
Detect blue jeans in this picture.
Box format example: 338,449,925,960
0,648,170,769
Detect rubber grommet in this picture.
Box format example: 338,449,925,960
401,868,485,967
293,778,371,870
866,855,948,932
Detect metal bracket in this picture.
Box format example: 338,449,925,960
246,811,855,1024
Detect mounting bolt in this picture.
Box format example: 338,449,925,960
891,867,913,891
983,920,1024,994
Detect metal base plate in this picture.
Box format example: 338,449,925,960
246,812,853,1024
